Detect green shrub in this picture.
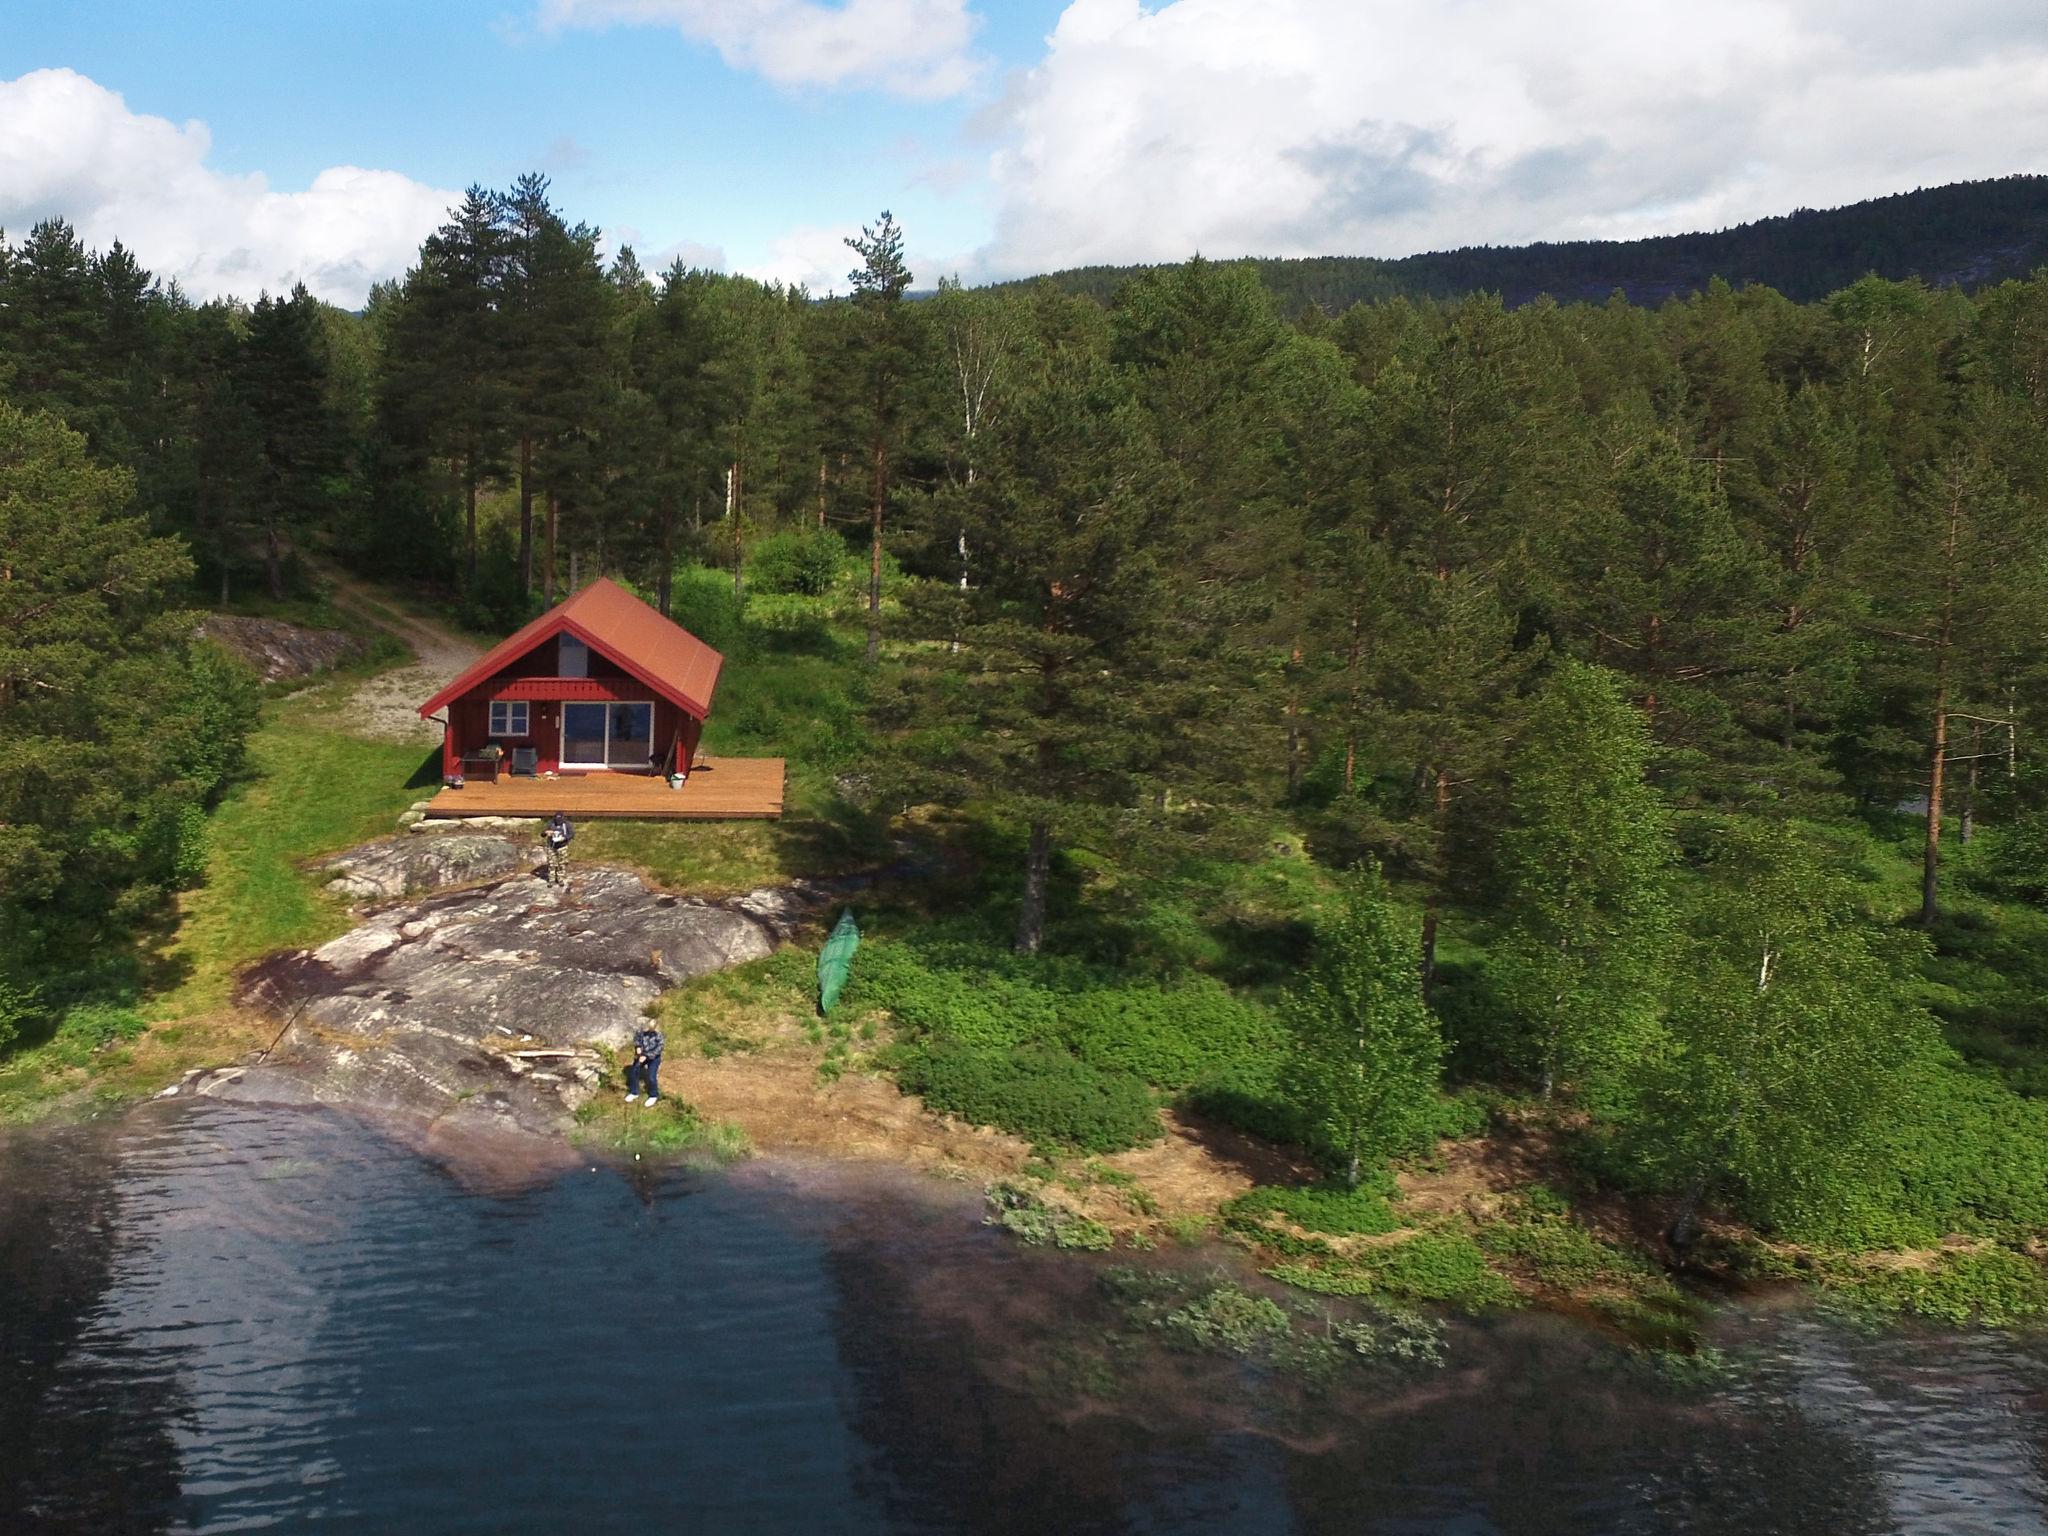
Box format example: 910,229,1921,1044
1823,1245,2048,1327
170,804,210,888
1477,1213,1655,1290
48,1004,150,1067
985,1181,1114,1249
1792,1057,2048,1249
748,530,844,597
898,1039,1160,1152
0,994,26,1058
571,1097,752,1162
666,565,748,655
1160,1286,1293,1355
1269,1231,1519,1308
1101,1266,1448,1374
1224,1178,1402,1237
1065,977,1282,1090
851,946,1062,1051
1973,811,2048,904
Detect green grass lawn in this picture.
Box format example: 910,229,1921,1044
147,677,427,1020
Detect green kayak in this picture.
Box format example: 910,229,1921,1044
817,908,861,1015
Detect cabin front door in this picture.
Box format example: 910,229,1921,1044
560,701,655,771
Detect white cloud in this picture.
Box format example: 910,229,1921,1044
740,222,864,293
642,236,731,274
0,68,455,306
539,0,982,98
975,0,2048,276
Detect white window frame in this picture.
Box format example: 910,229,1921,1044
489,700,530,737
560,699,655,770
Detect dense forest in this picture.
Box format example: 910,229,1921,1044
1017,176,2048,312
9,175,2048,1289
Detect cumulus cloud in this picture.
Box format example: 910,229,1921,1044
740,222,866,293
0,69,455,306
539,0,982,98
976,0,2048,276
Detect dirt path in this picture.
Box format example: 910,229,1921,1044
322,572,482,746
674,1033,1317,1227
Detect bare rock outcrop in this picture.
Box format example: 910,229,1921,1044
318,834,535,903
203,865,781,1142
197,615,367,681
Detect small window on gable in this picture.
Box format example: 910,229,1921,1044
489,700,530,737
559,634,589,678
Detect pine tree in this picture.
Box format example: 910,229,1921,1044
1552,395,1777,801
1861,417,2046,924
182,301,260,600
242,286,336,598
885,347,1195,953
1381,568,1540,989
843,211,916,664
1,219,110,445
394,188,512,585
497,173,612,599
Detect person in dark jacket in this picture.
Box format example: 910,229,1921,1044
542,811,573,885
625,1022,663,1106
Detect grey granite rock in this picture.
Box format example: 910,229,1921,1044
216,864,779,1142
318,834,534,904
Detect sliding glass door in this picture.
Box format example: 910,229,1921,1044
560,701,654,770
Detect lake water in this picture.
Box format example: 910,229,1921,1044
4,1100,2047,1535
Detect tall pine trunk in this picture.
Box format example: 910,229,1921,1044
263,519,286,601
1344,609,1363,794
464,463,479,588
1015,820,1052,955
730,459,744,601
517,435,534,596
1284,641,1305,799
1922,495,1961,929
866,438,885,665
1961,724,1982,844
1667,1174,1711,1254
1420,765,1450,994
1922,658,1948,928
658,496,676,617
543,490,559,607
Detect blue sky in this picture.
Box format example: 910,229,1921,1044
3,1,2044,304
2,1,1066,289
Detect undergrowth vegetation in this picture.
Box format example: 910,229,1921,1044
1100,1266,1447,1379
842,924,1293,1154
571,1095,753,1164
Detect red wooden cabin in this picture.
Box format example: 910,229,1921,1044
419,578,723,786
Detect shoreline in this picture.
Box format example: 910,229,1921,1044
14,1034,2044,1348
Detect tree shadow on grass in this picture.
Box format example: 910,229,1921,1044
1163,1103,1320,1188
404,747,442,791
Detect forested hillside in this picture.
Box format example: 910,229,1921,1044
9,177,2048,1309
1012,175,2048,312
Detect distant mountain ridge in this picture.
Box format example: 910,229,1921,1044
997,175,2048,312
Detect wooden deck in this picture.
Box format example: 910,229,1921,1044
423,757,785,821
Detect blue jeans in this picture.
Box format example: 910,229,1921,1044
626,1058,660,1099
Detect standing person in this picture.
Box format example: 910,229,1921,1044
625,1020,664,1106
542,810,573,885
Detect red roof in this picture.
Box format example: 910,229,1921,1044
419,578,724,721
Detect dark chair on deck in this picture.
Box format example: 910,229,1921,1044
510,746,539,777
